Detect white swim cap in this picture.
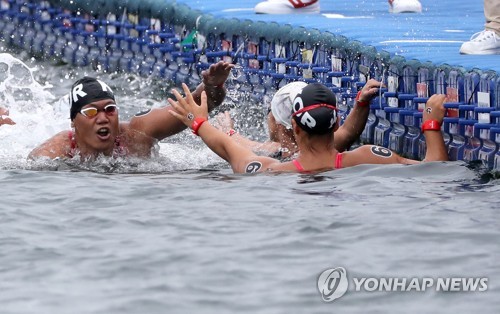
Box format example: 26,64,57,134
270,81,307,129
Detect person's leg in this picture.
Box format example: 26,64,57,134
484,0,500,36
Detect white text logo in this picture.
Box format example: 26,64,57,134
318,267,488,302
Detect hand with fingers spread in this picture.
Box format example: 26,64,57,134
202,61,235,88
168,83,209,130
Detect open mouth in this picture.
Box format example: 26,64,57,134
96,127,111,140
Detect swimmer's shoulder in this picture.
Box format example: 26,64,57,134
28,130,72,160
118,122,156,157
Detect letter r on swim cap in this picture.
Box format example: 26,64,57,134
72,83,87,102
301,112,316,128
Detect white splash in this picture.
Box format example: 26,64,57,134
0,53,70,167
0,53,227,172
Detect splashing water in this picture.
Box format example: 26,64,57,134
0,53,236,172
0,53,69,166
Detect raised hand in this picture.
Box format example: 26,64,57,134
201,61,234,88
423,94,446,124
357,79,385,103
168,83,209,128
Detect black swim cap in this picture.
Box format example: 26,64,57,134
69,77,115,120
291,83,337,135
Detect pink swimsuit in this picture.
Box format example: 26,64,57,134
292,153,343,172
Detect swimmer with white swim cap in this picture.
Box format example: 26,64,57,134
169,82,448,173
214,79,383,160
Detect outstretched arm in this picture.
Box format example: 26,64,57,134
193,62,234,110
168,84,277,173
333,79,382,152
213,111,281,155
128,61,234,140
421,94,448,162
341,94,448,167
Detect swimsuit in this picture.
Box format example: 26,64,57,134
67,130,128,158
292,153,343,172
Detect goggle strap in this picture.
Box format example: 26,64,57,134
292,104,337,117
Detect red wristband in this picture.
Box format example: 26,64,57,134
421,119,441,132
191,117,208,136
227,129,236,136
355,91,370,107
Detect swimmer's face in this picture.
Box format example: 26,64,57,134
267,112,280,142
73,98,120,156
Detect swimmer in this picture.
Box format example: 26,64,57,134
214,79,382,160
0,107,15,126
169,82,448,173
28,61,234,160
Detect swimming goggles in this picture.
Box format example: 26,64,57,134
80,104,118,118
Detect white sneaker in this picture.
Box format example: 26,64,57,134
459,30,500,55
389,0,422,13
254,0,320,14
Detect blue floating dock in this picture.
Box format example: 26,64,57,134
179,0,497,73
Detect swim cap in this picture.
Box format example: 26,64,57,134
291,83,337,135
270,81,307,129
69,77,115,120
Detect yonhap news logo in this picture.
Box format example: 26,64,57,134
317,267,488,302
317,267,348,302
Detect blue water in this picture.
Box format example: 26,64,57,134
1,49,500,313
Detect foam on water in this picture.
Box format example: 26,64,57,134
0,53,68,165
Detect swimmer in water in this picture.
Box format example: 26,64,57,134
169,82,449,173
214,79,382,160
28,61,234,160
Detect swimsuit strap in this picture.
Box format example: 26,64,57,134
113,136,129,157
292,159,305,172
335,152,343,169
68,130,76,158
69,130,76,149
293,154,342,172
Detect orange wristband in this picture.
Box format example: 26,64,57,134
191,117,208,135
421,119,441,132
355,91,370,107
